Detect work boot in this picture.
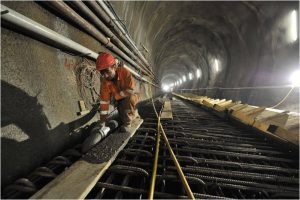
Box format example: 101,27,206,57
120,124,131,132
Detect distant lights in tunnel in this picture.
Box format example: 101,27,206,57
214,59,219,72
290,10,298,43
179,79,183,84
196,69,201,78
290,70,300,87
182,75,186,82
189,72,193,80
162,84,170,92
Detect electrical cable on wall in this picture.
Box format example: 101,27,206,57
269,86,295,108
74,58,100,108
178,85,295,90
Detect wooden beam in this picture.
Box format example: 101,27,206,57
161,101,173,119
31,118,143,199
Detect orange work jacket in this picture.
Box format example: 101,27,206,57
99,65,137,121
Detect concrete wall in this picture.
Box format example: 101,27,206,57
1,0,299,187
1,1,150,186
110,1,299,112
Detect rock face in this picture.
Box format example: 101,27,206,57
1,0,299,187
111,1,299,111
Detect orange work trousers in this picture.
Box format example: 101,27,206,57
117,94,139,125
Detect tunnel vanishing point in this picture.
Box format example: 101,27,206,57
1,1,300,199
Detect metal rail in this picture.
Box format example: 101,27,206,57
86,96,299,199
3,96,298,199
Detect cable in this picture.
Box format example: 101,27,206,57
74,59,100,107
178,85,296,109
104,1,130,35
148,94,195,199
269,86,295,109
159,123,195,200
148,100,161,199
178,85,294,91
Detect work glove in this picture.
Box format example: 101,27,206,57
99,121,106,128
110,86,123,101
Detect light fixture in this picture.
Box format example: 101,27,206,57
196,69,201,78
214,59,219,72
290,10,298,43
290,69,300,87
162,84,170,92
189,72,193,80
183,75,186,82
179,79,182,84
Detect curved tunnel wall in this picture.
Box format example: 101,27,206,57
111,1,299,111
1,0,299,187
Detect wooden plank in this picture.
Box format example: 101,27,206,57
161,101,173,119
174,92,299,146
31,118,143,199
267,125,299,145
213,100,232,112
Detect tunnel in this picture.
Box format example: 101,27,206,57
1,1,299,199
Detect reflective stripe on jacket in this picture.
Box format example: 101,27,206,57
99,65,137,121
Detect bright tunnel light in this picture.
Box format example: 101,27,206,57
290,69,300,87
179,79,182,84
290,10,298,43
189,72,193,80
196,69,201,78
182,75,186,82
214,59,219,72
162,84,170,92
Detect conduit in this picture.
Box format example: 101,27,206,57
45,1,154,80
0,5,157,87
149,98,195,199
159,123,195,199
68,1,154,79
88,1,152,73
148,99,161,199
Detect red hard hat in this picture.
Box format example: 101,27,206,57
96,52,116,71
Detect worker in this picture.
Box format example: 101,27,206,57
96,52,140,132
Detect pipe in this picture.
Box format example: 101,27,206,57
46,1,154,79
81,119,119,153
159,123,195,199
0,4,157,87
98,0,152,72
68,1,154,79
0,5,97,59
149,98,195,199
87,1,153,74
97,1,150,68
98,0,151,67
148,109,161,199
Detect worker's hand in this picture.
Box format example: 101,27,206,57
110,86,123,100
100,121,106,127
114,93,123,101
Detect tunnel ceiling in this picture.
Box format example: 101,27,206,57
111,1,299,89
